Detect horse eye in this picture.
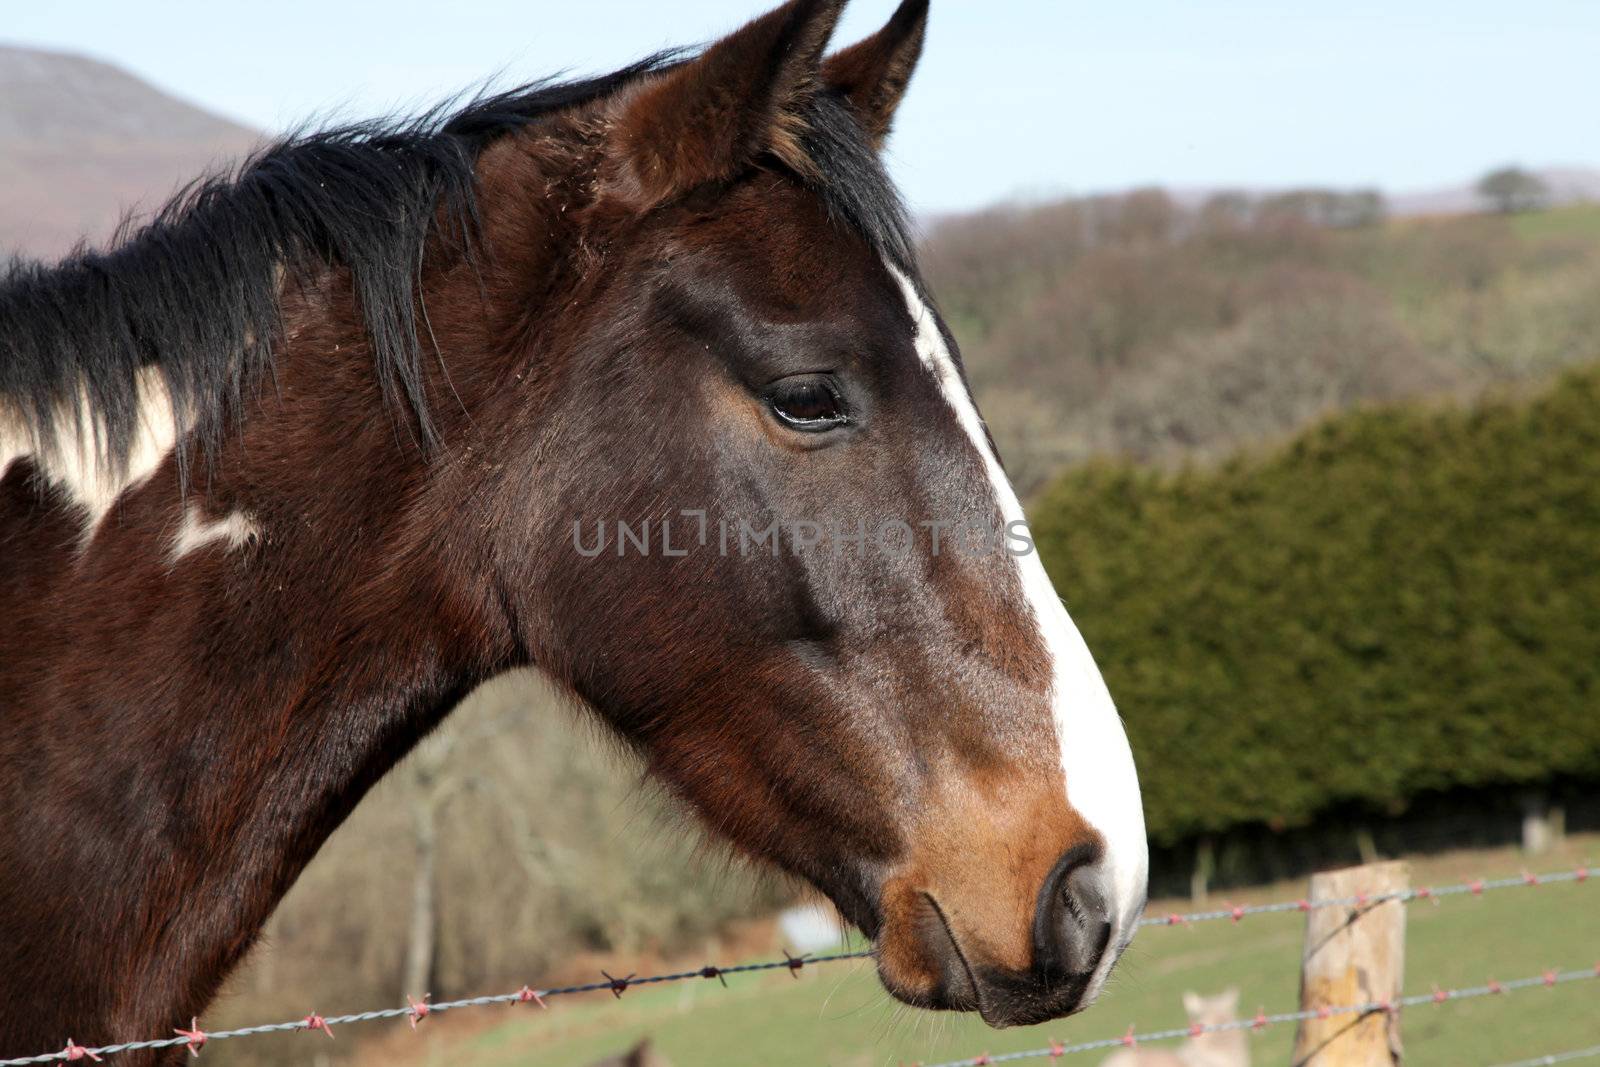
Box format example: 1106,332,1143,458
766,376,849,432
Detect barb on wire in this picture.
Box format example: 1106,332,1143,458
171,1022,204,1059
1489,1044,1600,1067
917,966,1600,1067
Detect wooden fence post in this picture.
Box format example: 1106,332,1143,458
1291,860,1408,1067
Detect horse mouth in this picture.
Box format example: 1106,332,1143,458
868,890,988,1018
921,892,983,1012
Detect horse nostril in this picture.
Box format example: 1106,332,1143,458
1033,845,1113,983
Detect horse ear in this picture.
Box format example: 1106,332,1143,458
603,0,846,208
1182,991,1203,1017
820,0,928,148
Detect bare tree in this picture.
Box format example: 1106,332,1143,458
397,732,466,999
396,702,528,999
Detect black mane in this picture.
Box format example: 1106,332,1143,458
0,54,911,484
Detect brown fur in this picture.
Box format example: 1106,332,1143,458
880,771,1093,988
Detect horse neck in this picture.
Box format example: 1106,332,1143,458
0,255,544,1057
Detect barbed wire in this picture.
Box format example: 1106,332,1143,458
1490,1044,1600,1067
918,966,1600,1067
1,863,1588,1064
0,952,871,1065
1136,865,1590,929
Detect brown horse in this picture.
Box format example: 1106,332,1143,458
0,1,1147,1060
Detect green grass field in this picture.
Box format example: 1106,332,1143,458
345,834,1600,1067
1508,203,1600,242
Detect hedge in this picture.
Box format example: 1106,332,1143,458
1030,366,1600,847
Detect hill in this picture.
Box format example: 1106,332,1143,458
0,44,258,259
924,196,1600,491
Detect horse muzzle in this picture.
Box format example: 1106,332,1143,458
872,843,1133,1027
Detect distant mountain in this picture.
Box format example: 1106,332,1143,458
0,44,259,260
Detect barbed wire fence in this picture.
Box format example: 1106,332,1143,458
920,968,1600,1067
0,863,1592,1065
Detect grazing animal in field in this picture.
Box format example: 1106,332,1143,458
0,1,1147,1060
1099,990,1249,1067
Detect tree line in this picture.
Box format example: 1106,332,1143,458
1029,365,1600,854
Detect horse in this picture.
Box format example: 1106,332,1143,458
0,1,1147,1059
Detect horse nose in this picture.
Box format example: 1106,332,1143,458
869,783,1144,1027
1032,845,1114,984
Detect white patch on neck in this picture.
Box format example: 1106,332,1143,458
0,413,28,483
170,504,260,562
886,262,1149,993
2,366,179,535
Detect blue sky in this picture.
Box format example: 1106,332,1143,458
9,1,1597,215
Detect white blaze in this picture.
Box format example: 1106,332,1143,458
887,263,1148,990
